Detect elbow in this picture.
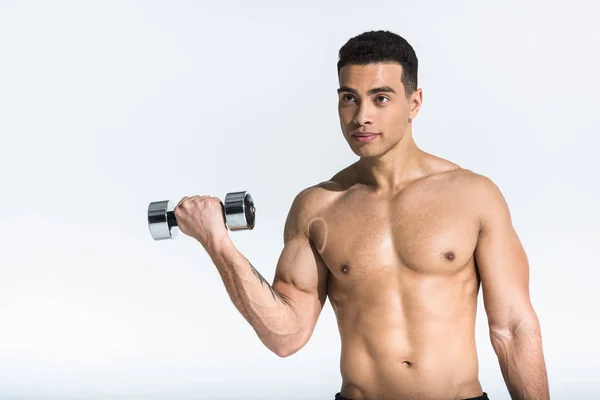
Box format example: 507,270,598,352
489,315,541,345
272,345,295,358
269,329,311,358
489,321,514,342
264,308,313,358
489,324,511,353
271,338,305,358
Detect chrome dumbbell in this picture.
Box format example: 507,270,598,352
147,191,256,241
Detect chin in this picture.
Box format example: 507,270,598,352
350,146,383,159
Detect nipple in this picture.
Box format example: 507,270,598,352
443,251,456,261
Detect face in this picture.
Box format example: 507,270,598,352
337,63,422,158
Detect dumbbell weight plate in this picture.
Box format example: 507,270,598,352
148,199,178,240
224,191,256,230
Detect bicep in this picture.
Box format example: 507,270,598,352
475,178,535,332
273,233,329,314
271,191,329,335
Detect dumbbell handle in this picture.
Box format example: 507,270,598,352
162,204,225,229
166,210,178,229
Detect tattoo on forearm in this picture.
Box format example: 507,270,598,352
249,262,285,303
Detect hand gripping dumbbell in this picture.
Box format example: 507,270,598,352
147,191,256,240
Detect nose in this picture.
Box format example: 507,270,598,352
352,104,373,126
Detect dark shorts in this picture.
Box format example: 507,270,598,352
334,392,489,400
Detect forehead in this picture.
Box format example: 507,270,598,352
338,63,404,92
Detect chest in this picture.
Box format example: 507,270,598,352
310,193,480,276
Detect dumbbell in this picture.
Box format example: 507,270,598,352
148,191,256,241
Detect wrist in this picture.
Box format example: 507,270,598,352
204,232,231,255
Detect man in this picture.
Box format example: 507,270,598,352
174,31,549,400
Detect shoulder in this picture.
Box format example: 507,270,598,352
285,167,355,235
289,180,342,217
290,164,357,211
421,163,511,226
441,168,512,228
455,169,506,205
434,166,503,196
283,180,343,236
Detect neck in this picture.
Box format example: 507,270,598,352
354,130,427,193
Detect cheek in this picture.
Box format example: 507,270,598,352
381,107,406,127
389,106,410,125
338,108,354,125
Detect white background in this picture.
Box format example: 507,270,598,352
1,1,599,399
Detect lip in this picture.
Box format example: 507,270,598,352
352,131,379,136
352,132,379,142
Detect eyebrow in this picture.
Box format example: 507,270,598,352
337,85,397,96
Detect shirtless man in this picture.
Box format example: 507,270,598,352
174,30,550,400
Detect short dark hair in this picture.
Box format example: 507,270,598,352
337,30,418,97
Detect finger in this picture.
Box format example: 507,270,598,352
190,195,210,201
177,196,190,207
179,196,212,212
191,196,215,206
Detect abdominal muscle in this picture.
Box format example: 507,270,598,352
330,272,484,400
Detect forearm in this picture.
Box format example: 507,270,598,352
205,235,300,354
491,320,549,400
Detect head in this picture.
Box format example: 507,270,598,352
337,30,423,158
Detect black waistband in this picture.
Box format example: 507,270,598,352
335,391,489,400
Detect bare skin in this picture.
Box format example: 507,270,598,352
174,63,549,400
292,162,485,400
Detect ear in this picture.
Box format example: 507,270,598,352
408,88,423,122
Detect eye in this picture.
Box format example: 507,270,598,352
376,95,389,103
342,94,356,103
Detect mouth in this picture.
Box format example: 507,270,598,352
351,132,380,143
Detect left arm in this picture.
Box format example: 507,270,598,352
474,176,549,400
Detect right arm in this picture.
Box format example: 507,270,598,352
206,188,330,357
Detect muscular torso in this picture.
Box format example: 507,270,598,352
309,163,485,400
